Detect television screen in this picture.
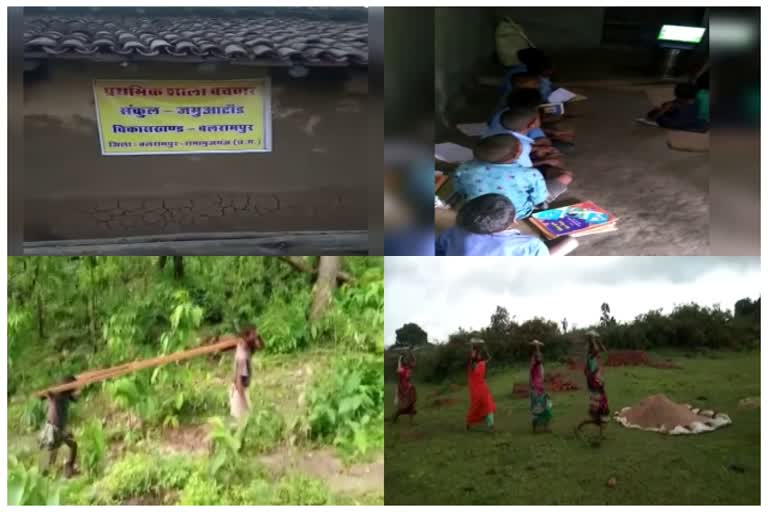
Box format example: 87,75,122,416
657,25,707,44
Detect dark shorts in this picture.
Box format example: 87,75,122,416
39,423,74,450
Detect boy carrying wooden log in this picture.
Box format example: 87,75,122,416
230,326,265,420
39,375,79,477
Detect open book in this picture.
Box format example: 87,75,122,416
548,88,588,103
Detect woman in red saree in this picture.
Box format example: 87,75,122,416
392,352,417,424
466,339,495,431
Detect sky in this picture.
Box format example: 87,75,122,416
384,257,761,345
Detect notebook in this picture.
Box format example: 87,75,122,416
435,142,473,163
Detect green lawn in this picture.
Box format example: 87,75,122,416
384,351,760,505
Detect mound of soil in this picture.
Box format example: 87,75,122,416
605,351,680,369
620,394,700,428
431,397,460,408
566,351,679,370
512,372,579,399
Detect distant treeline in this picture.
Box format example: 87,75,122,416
386,298,760,383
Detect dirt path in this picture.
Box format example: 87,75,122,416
259,447,383,495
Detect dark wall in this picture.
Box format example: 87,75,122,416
23,60,369,240
494,7,606,50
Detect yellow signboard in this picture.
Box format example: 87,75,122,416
93,79,271,155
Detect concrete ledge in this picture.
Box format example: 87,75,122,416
24,230,369,256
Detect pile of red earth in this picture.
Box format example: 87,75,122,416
604,350,680,369
566,351,679,370
512,372,580,399
430,397,460,408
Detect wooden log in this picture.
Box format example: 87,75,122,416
34,336,242,397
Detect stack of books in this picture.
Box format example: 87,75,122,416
528,201,618,240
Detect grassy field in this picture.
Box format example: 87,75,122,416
384,351,760,505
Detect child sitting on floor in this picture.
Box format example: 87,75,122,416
490,83,548,142
491,87,574,147
436,194,578,256
525,52,555,101
453,134,569,219
640,82,709,132
482,98,573,197
499,47,554,102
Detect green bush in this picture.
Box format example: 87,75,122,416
78,419,107,478
178,472,223,505
305,354,383,457
257,293,311,354
242,400,286,453
223,478,274,504
8,457,62,506
92,453,199,504
273,474,330,505
20,397,47,432
319,268,385,353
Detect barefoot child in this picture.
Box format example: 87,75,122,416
466,339,496,432
230,326,264,420
529,340,553,433
39,375,79,477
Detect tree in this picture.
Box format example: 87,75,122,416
735,297,760,322
490,306,512,335
395,323,428,347
158,256,184,280
600,302,615,327
309,256,341,324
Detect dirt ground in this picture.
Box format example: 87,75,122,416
443,82,708,256
259,448,383,495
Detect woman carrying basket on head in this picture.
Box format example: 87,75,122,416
577,331,609,436
529,339,553,433
392,350,417,424
466,338,496,432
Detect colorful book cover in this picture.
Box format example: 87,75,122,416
530,201,617,239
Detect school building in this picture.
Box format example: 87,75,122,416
21,7,370,253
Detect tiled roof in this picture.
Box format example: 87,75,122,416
24,15,368,66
